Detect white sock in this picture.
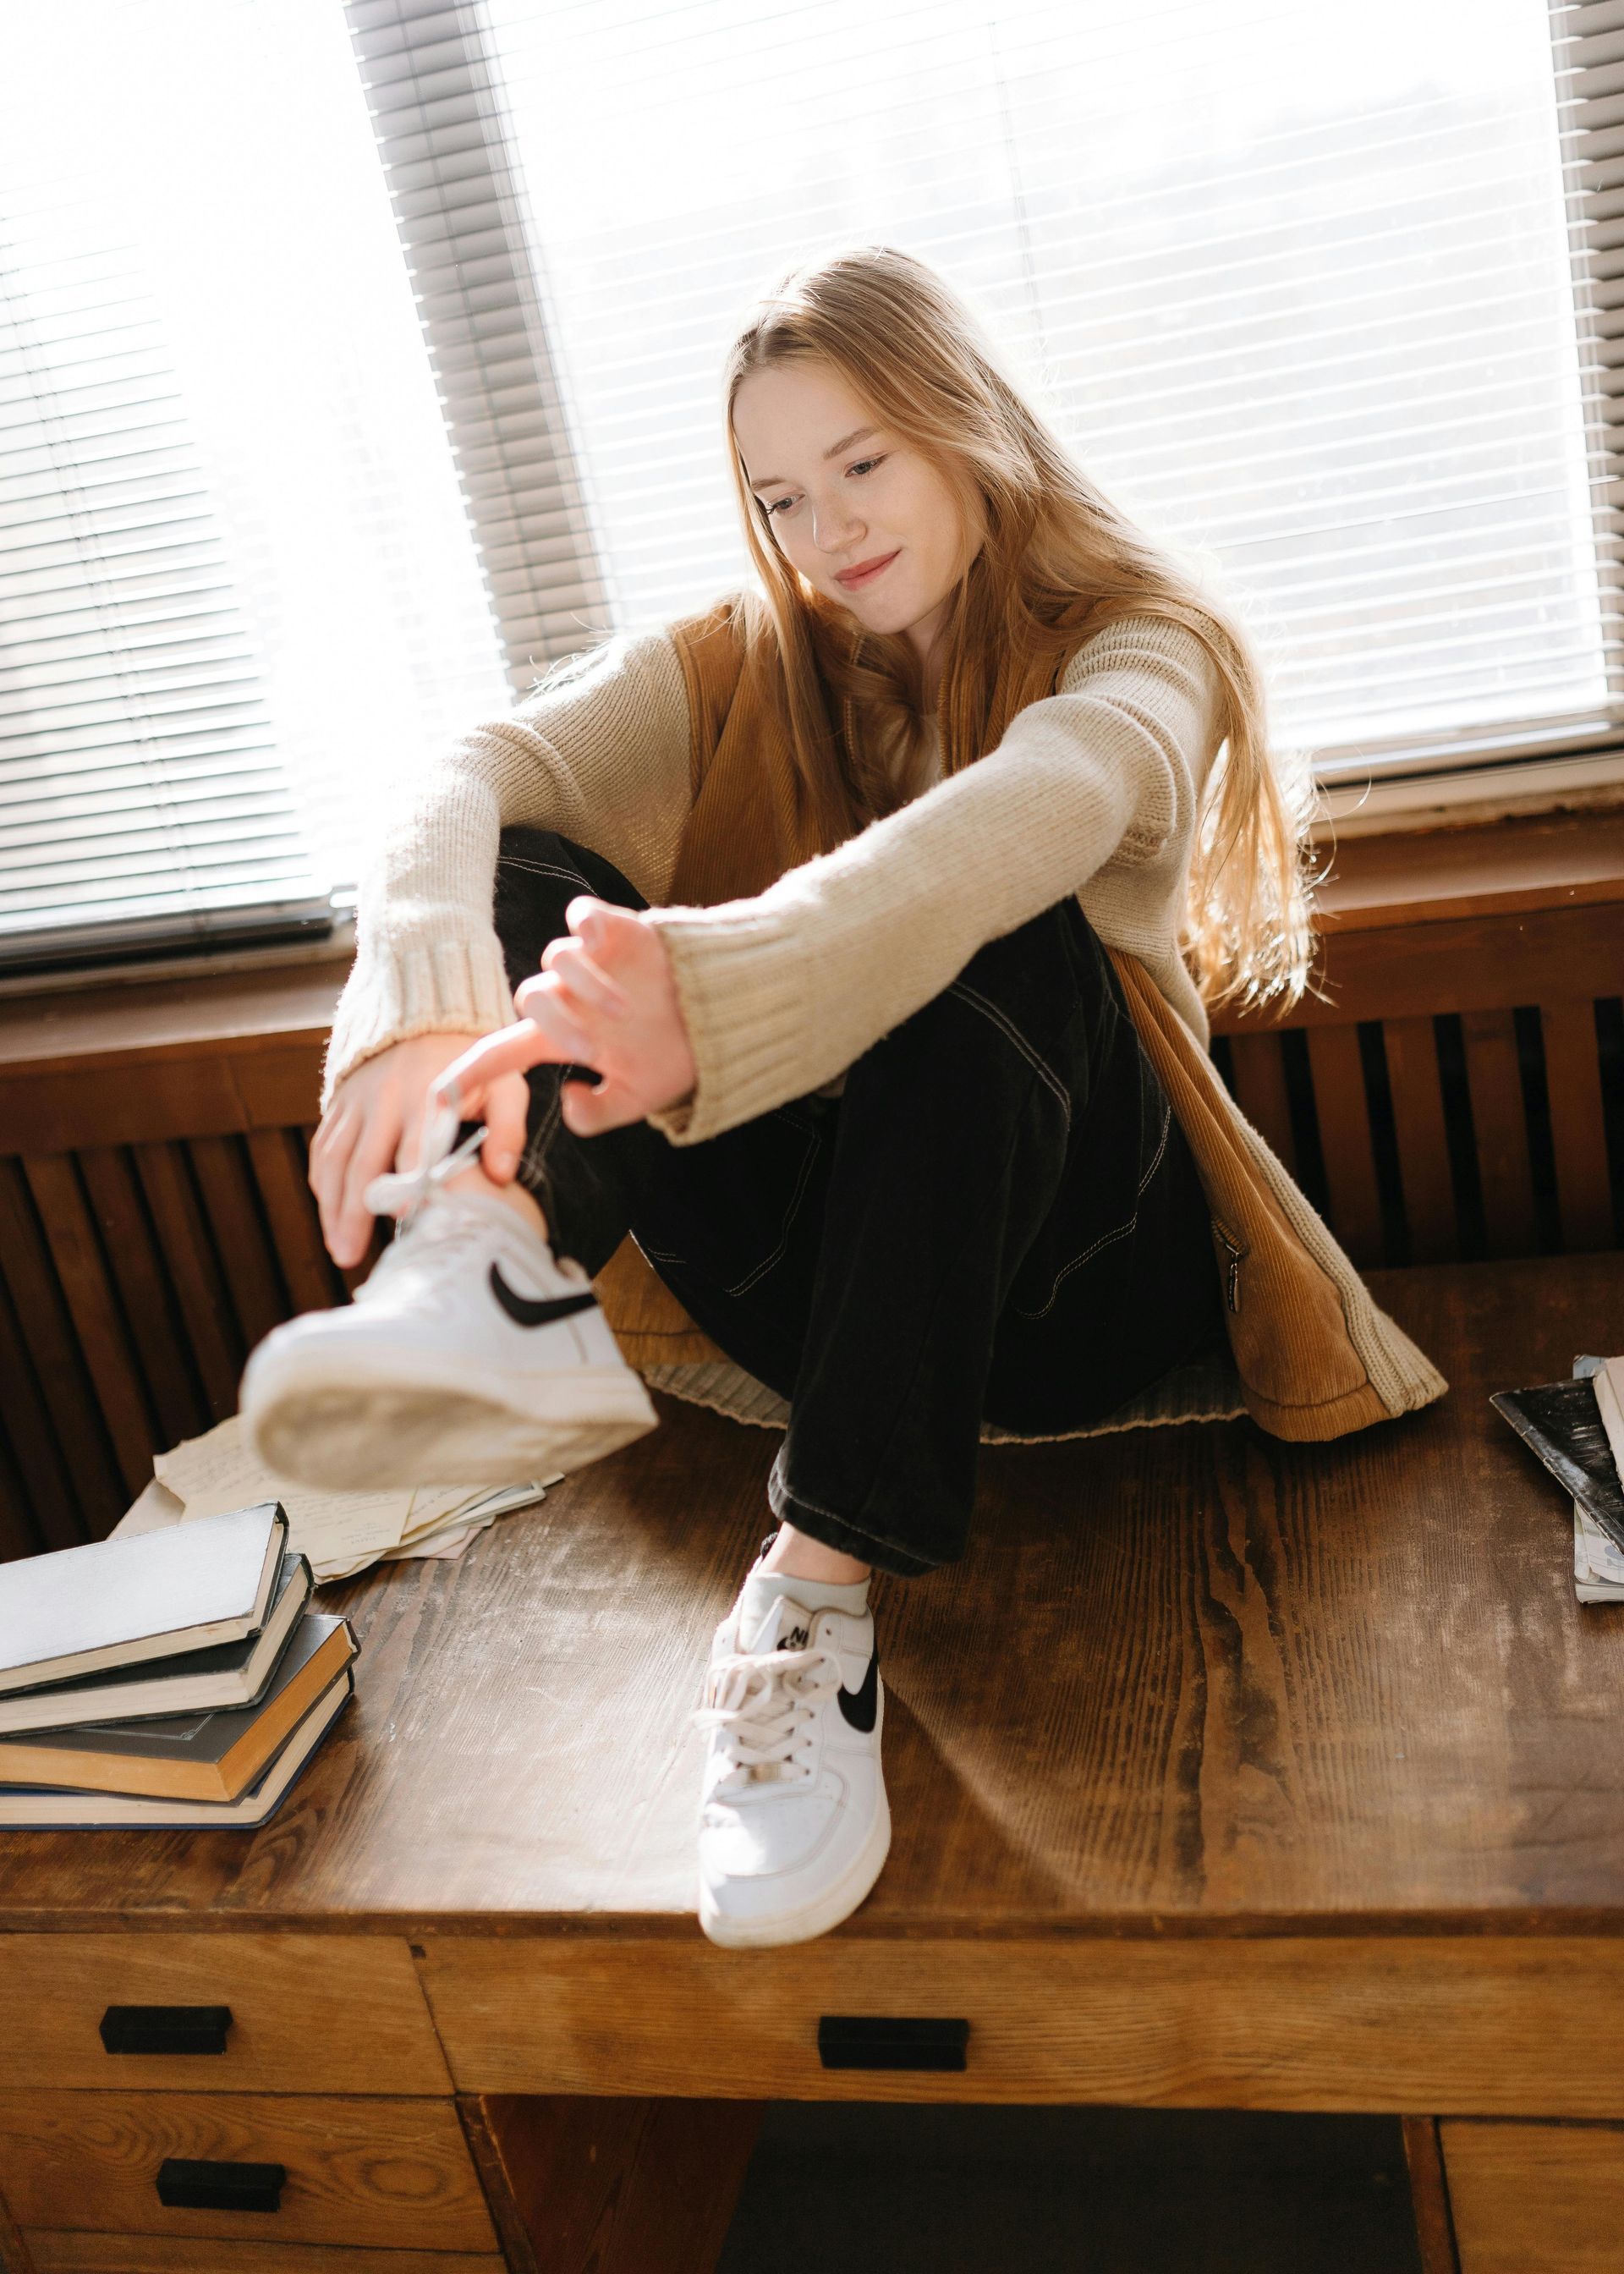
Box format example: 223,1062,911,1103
736,1558,870,1650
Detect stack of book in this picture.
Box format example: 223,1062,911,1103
1492,1354,1624,1603
0,1500,356,1826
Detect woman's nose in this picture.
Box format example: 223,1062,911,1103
810,500,862,551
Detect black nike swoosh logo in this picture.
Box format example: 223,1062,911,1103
487,1263,602,1329
837,1643,880,1733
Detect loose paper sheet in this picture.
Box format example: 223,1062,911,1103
131,1416,559,1579
156,1418,414,1574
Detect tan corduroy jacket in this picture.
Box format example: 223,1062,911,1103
325,590,1448,1446
593,594,1446,1443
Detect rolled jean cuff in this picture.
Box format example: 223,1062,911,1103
766,1445,940,1579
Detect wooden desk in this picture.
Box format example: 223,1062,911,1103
3,1252,1624,2273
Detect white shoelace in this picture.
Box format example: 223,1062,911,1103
364,1083,486,1225
356,1081,592,1307
694,1642,844,1794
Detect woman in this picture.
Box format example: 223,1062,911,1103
241,244,1445,1949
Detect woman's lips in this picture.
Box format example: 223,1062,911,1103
836,549,899,590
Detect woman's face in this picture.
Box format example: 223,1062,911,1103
733,360,982,684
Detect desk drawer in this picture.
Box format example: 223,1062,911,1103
420,1935,1624,2112
25,2240,504,2274
0,2089,499,2254
0,1934,448,2093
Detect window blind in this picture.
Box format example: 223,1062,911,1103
0,0,510,973
351,0,1624,792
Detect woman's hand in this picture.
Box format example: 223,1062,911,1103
434,898,696,1138
309,1032,532,1268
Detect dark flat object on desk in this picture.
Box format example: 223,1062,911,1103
1490,1376,1624,1557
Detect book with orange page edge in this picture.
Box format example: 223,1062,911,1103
1491,1356,1624,1557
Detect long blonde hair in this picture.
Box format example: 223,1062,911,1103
720,244,1318,1017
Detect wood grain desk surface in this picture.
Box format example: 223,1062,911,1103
3,1251,1622,1942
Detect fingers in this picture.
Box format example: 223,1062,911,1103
567,893,643,935
309,1107,359,1260
480,1070,531,1184
442,1011,583,1101
334,1110,403,1268
539,934,628,1015
511,970,596,1060
560,1072,641,1136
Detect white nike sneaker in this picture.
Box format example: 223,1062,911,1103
694,1583,890,1949
240,1101,656,1490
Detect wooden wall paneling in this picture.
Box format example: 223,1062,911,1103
130,1140,247,1416
1460,1008,1539,1261
1303,1025,1386,1266
0,1430,39,1565
0,1057,248,1160
184,1134,288,1359
0,1257,83,1554
228,1038,326,1131
0,1158,123,1537
1221,902,1624,1030
1381,1015,1459,1265
74,1145,207,1453
245,1126,344,1316
1226,1032,1298,1173
19,1154,156,1504
1539,1000,1616,1254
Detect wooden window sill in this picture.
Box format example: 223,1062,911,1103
1312,810,1624,932
0,810,1621,1091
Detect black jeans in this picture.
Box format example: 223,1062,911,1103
491,828,1226,1579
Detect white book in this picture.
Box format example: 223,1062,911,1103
0,1550,312,1735
1573,1501,1624,1601
0,1502,287,1696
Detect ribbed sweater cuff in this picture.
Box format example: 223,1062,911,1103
644,908,816,1145
321,927,517,1110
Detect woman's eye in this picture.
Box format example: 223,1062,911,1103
763,457,884,519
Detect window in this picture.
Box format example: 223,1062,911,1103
3,0,1620,973
469,0,1616,789
0,0,508,972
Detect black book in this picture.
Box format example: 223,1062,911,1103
0,1668,354,1828
0,1614,357,1802
1490,1374,1624,1557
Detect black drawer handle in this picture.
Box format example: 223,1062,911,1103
818,2015,971,2071
156,2157,285,2213
101,2003,233,2056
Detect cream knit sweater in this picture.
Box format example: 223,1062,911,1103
323,608,1221,1134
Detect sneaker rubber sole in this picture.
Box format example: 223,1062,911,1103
242,1339,658,1489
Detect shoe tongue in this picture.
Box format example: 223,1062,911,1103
424,1189,562,1272
739,1589,815,1656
